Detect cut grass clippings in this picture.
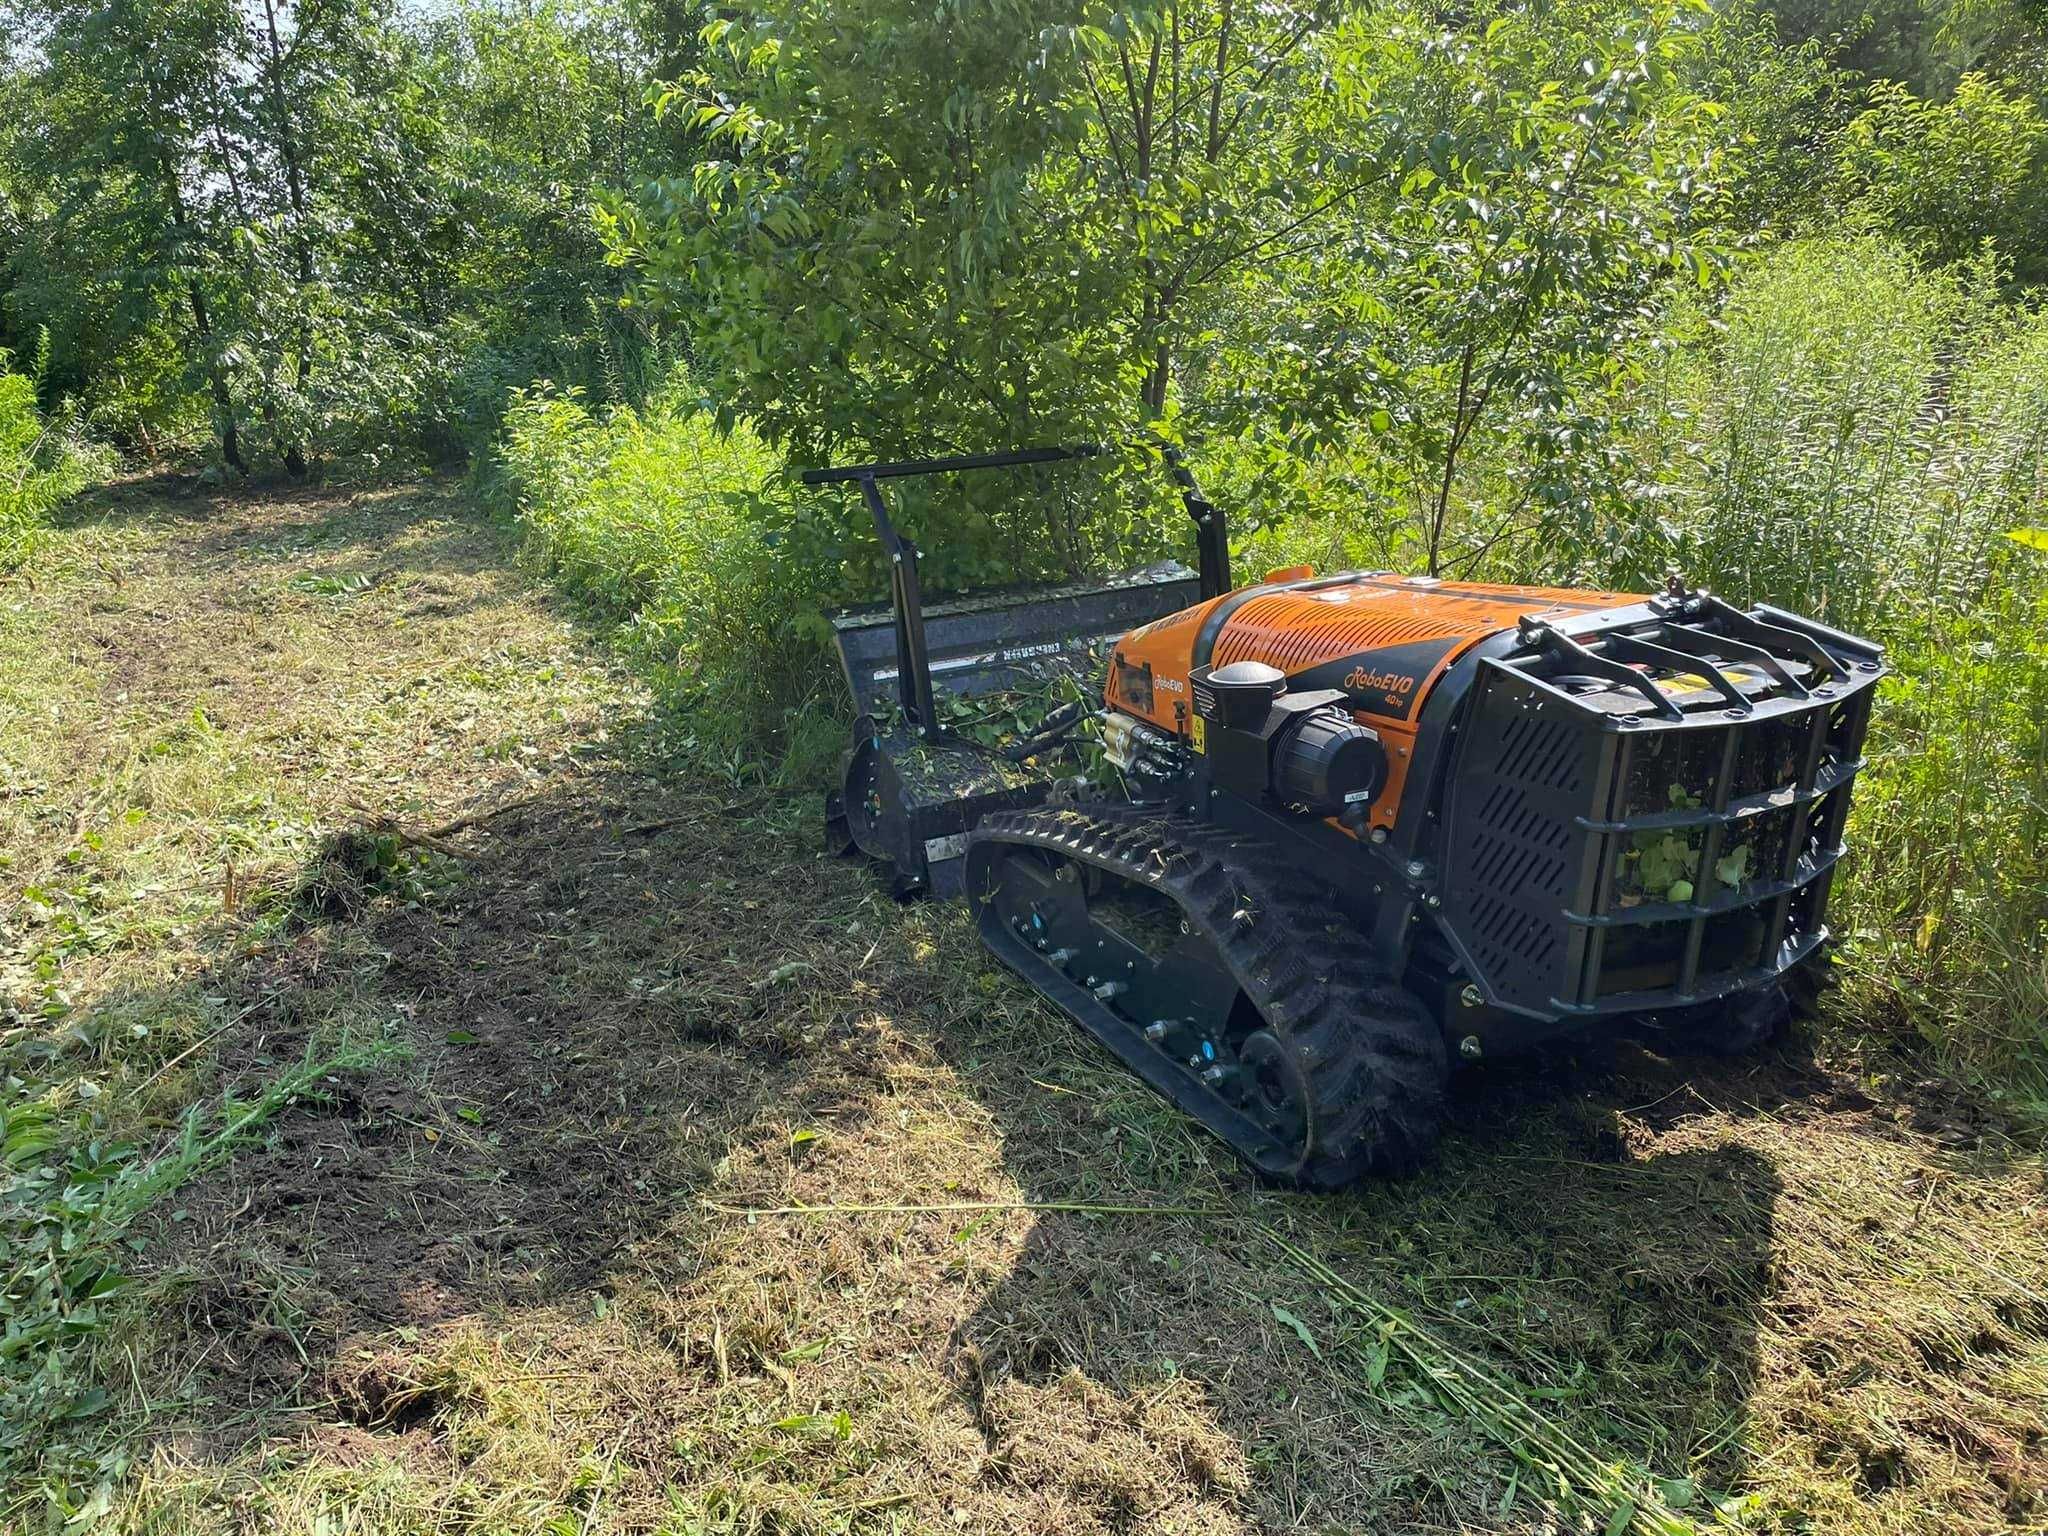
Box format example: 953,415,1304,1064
701,1197,1726,1534
3,476,2042,1535
1266,1233,1716,1536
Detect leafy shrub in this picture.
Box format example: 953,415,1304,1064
492,380,844,782
1838,74,2048,281
1846,572,2046,1097
0,355,110,572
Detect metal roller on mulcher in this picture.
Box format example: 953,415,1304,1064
804,443,1887,1187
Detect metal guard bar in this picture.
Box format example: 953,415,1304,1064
1504,623,1685,721
1599,630,1749,710
1565,841,1846,928
798,444,1101,485
1549,927,1832,1017
1643,617,1810,699
799,445,1105,736
1575,754,1865,833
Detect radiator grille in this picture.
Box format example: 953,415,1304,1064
1212,597,1474,672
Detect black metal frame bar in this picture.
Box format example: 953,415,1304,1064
1503,621,1685,721
1704,596,1860,684
800,446,1104,736
1600,631,1749,710
800,441,1236,738
1160,444,1231,600
1643,619,1809,698
864,474,940,733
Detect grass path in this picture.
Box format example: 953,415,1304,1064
2,478,2042,1535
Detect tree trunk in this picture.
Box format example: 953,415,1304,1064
258,0,314,477
1427,341,1479,577
185,280,248,475
160,158,247,474
143,54,247,475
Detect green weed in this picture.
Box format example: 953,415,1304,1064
492,380,842,786
0,352,109,572
2,1039,390,1526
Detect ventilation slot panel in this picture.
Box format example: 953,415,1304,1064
1442,680,1600,1009
1210,594,1488,674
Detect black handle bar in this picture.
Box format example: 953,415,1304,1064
798,444,1100,485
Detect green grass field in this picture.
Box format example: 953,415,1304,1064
3,479,2042,1535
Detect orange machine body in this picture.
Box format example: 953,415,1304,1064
1104,572,1643,830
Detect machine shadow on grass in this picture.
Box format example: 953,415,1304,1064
114,752,1801,1531
130,776,811,1394
136,770,1794,1536
941,995,1790,1527
92,741,1777,1531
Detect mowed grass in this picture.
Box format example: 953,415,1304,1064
2,481,2042,1535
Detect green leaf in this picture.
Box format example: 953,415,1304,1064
1270,1302,1322,1360
2007,528,2048,553
1363,1337,1390,1387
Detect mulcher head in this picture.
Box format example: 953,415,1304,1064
806,446,1212,896
826,564,1201,720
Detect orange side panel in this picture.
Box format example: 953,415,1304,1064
1105,573,1643,830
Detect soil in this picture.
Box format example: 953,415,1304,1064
4,476,2043,1536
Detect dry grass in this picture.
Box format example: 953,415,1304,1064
2,477,2041,1535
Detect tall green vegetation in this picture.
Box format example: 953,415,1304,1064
1838,73,2048,280
1611,241,2047,1091
1653,239,1955,632
0,350,108,570
493,382,844,779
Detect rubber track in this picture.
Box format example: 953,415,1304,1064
967,804,1448,1187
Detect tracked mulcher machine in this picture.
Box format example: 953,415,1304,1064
809,447,1884,1187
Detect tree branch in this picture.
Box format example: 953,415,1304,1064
1429,340,1477,576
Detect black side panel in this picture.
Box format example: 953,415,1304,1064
1436,672,1609,1013
1289,635,1465,722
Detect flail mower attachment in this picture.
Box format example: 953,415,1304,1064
805,447,1215,895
